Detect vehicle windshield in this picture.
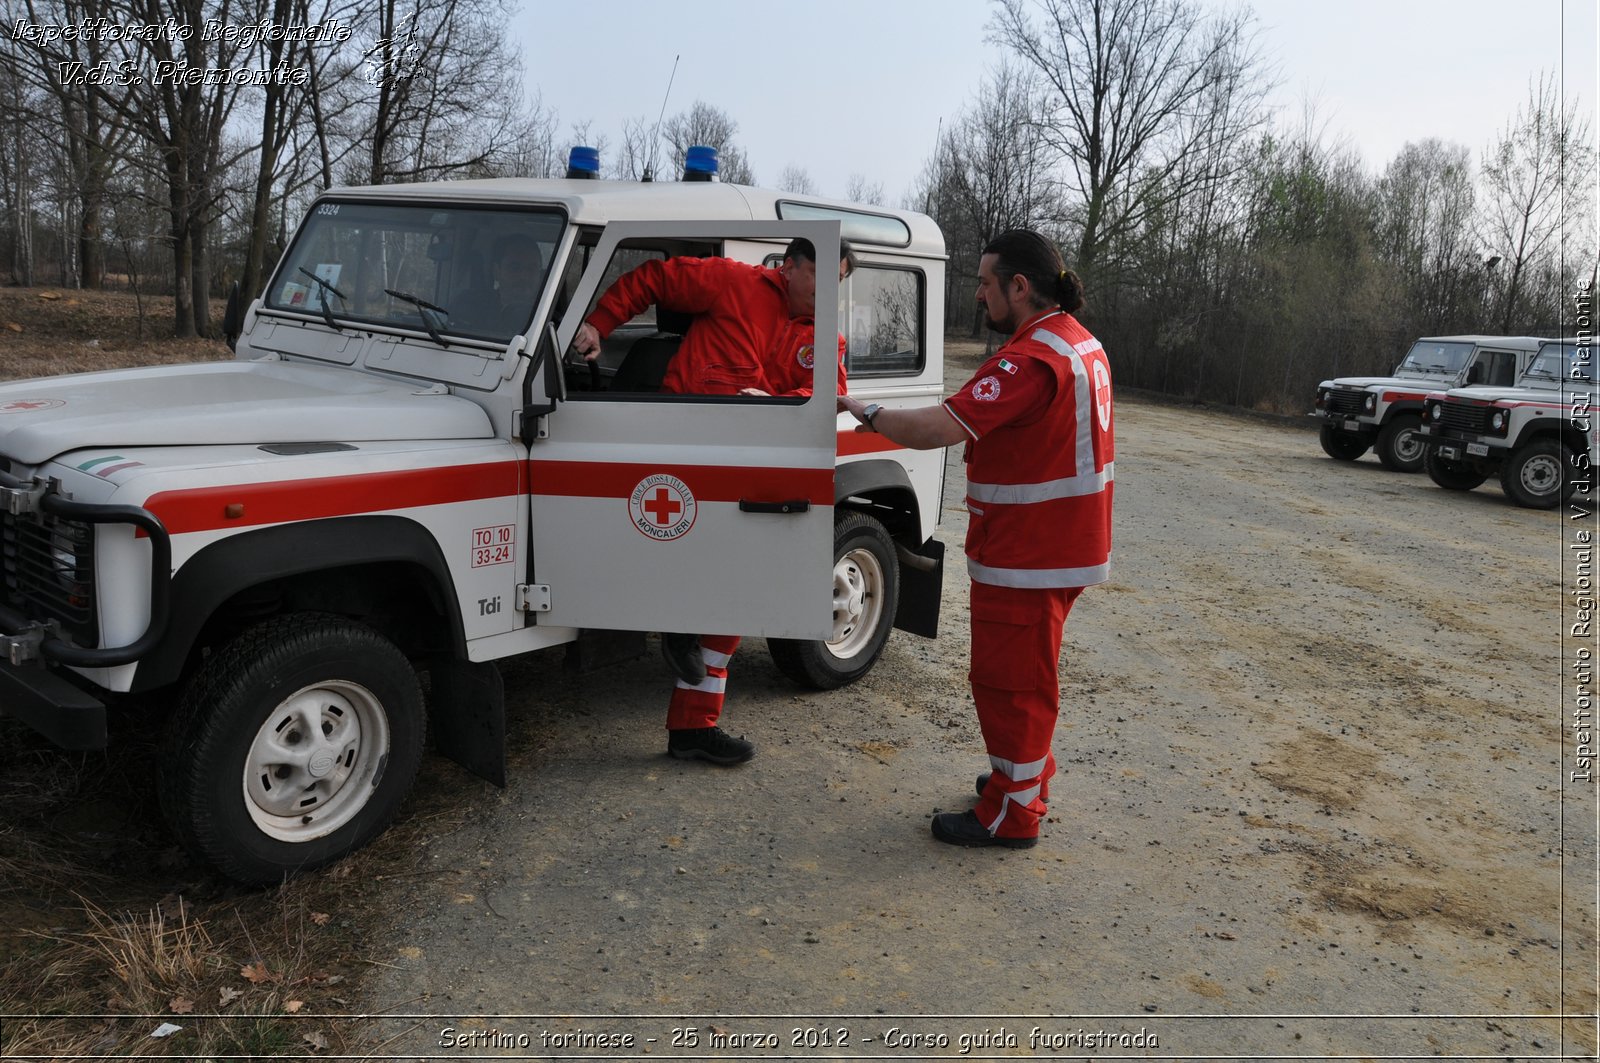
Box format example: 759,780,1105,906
266,201,564,343
1523,342,1596,383
1395,340,1476,376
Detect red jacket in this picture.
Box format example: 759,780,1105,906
586,257,789,396
943,309,1114,588
764,317,848,397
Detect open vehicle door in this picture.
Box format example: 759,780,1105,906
526,219,841,639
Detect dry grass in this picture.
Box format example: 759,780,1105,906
0,285,231,381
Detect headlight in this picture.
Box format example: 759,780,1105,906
1490,410,1507,432
1364,394,1377,412
1317,389,1329,408
1430,404,1442,421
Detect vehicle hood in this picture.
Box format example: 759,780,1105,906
0,360,493,465
1321,375,1452,391
1439,384,1556,403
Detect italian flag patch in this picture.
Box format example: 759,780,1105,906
997,358,1019,375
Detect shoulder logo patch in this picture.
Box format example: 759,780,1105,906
972,376,1002,402
796,344,815,370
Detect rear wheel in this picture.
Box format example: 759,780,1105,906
1319,424,1368,461
1376,413,1425,472
1424,448,1489,491
1500,438,1572,509
768,512,899,690
158,613,425,885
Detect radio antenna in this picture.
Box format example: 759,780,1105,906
643,54,679,182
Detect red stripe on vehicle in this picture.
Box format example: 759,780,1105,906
837,430,905,456
144,461,523,535
530,461,832,504
1381,391,1424,403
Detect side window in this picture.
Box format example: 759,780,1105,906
1488,351,1516,387
845,266,923,377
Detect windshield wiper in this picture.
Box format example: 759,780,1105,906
297,267,348,333
384,288,451,348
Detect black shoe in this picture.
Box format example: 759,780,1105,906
662,633,706,684
931,810,1037,849
668,726,754,766
975,772,1048,804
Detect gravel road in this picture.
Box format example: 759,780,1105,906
362,389,1596,1061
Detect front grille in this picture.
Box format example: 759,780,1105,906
1326,390,1368,417
1439,402,1491,434
0,509,98,646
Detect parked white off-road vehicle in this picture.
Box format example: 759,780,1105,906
1416,338,1596,508
0,161,949,883
1313,335,1544,471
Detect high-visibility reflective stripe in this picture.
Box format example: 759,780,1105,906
967,502,985,517
702,648,733,669
989,753,1050,780
1031,327,1099,480
675,675,727,694
968,558,1110,588
982,785,1041,833
968,462,1114,504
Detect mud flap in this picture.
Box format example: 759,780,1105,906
564,629,648,673
427,658,506,788
894,537,944,639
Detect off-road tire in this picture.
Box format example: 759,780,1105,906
1376,413,1425,472
1500,438,1574,509
158,613,425,885
1424,448,1489,492
768,512,899,690
1319,424,1368,461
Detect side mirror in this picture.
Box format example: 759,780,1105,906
520,323,565,442
222,281,243,351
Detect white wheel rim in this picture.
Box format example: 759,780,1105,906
1394,429,1423,462
828,546,885,659
1520,454,1561,495
241,680,390,843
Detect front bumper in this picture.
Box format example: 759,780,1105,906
0,475,171,749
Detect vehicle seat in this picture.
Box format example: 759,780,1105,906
608,309,693,393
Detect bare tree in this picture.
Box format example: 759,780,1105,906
776,165,818,195
1375,139,1480,332
989,0,1270,274
845,172,886,206
1481,71,1597,332
661,100,754,184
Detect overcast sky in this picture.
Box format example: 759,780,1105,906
518,0,1597,204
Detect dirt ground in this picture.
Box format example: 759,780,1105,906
354,366,1598,1059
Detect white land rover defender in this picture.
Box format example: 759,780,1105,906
0,157,949,883
1313,335,1544,472
1416,338,1596,508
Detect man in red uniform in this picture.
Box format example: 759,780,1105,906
839,228,1113,847
571,238,854,767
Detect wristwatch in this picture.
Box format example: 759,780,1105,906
862,403,883,431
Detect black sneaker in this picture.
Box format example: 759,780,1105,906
662,633,706,684
975,772,1048,804
931,810,1037,849
668,726,754,766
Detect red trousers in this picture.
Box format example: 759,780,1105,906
969,582,1083,839
666,634,742,730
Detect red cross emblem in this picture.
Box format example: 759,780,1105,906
0,398,63,413
629,475,697,540
642,487,682,526
972,376,1001,402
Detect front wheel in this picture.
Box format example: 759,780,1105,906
1376,413,1425,472
1319,424,1368,461
768,512,899,690
158,613,425,885
1424,448,1489,491
1501,438,1573,509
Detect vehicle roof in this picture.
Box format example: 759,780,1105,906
1413,334,1550,347
322,177,946,257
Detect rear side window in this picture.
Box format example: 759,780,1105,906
845,265,924,377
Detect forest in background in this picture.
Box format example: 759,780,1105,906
2,0,1594,411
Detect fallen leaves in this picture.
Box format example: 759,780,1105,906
239,961,274,984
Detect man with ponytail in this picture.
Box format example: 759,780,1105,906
839,229,1114,848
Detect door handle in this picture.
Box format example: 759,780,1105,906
738,499,811,514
